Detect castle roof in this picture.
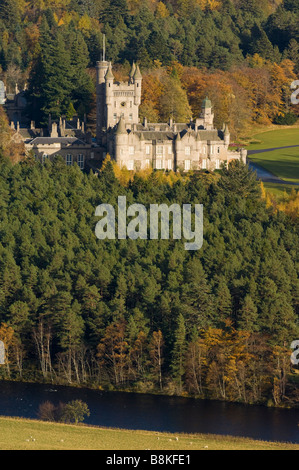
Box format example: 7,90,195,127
129,62,136,78
28,137,87,146
115,116,127,135
224,123,230,135
136,131,174,141
133,64,142,80
105,62,114,80
202,96,212,109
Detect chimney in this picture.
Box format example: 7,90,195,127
51,122,58,138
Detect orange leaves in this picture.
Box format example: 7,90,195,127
0,323,15,350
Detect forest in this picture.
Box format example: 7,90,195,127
0,0,298,133
0,155,298,406
0,0,298,407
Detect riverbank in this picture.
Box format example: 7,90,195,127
1,380,299,443
0,416,298,450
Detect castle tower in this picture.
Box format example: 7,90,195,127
96,59,109,144
97,59,142,146
201,96,214,130
114,115,128,165
133,65,142,106
223,123,230,147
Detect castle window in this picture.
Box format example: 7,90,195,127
129,146,135,155
145,145,150,155
156,159,162,170
78,154,84,170
167,159,172,170
156,145,163,155
130,101,132,108
185,146,190,156
184,160,191,171
113,113,117,120
168,146,172,155
66,154,72,166
210,146,214,154
42,154,48,164
202,159,207,169
145,159,150,168
129,114,133,121
217,147,220,153
215,159,220,170
127,160,134,170
203,146,206,154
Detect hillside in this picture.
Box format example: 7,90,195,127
0,157,298,406
0,0,298,135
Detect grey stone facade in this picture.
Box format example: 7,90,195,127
96,61,247,171
3,60,246,171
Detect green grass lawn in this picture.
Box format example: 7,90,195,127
0,417,298,450
247,128,299,184
248,128,299,150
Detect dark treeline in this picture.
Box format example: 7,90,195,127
0,155,298,406
0,0,298,126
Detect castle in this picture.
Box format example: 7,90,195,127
95,60,247,171
5,59,247,171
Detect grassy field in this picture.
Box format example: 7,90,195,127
247,128,299,185
0,416,298,450
247,128,299,150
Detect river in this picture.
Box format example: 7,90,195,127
0,381,298,443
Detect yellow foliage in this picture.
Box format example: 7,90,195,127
277,189,299,221
156,1,170,17
78,13,92,36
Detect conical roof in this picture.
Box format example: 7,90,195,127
116,116,127,135
133,64,142,80
105,62,114,80
224,123,230,135
129,62,136,78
